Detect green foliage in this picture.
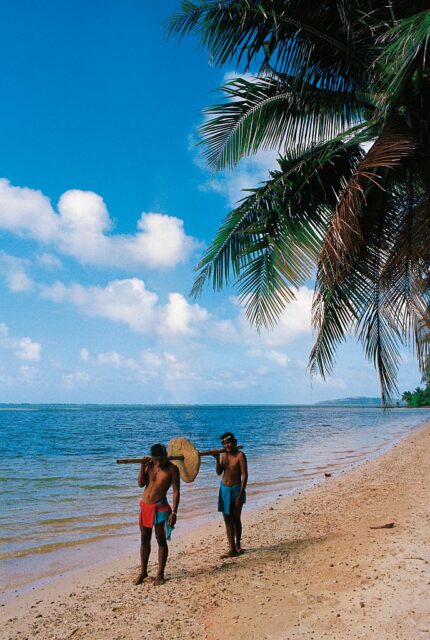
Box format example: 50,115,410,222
402,384,430,407
169,1,430,405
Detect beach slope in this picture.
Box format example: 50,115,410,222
2,423,429,640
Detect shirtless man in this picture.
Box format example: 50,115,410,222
134,443,180,586
214,432,248,557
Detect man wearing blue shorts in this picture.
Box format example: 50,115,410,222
213,432,248,557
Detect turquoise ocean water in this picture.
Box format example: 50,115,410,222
1,404,430,597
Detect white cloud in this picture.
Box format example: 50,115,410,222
0,179,199,270
92,347,199,389
40,278,210,338
259,286,313,347
18,365,38,380
7,269,33,292
0,322,42,361
312,375,348,391
0,252,33,292
211,318,240,343
247,348,289,366
97,351,138,369
37,253,63,270
41,278,158,333
38,272,313,354
15,337,42,361
63,371,91,389
121,213,197,269
164,355,196,385
0,179,59,242
256,365,270,376
141,349,164,369
200,149,278,207
38,280,68,303
140,349,182,371
159,292,209,338
230,286,313,348
21,265,312,389
79,348,90,362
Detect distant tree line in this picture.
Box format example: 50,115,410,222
402,385,430,407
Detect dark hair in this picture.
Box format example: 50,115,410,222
150,443,167,457
220,431,236,444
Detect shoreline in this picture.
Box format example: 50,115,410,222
1,415,422,601
2,420,430,639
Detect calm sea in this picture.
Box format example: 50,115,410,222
1,404,430,596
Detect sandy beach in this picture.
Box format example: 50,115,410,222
1,420,429,640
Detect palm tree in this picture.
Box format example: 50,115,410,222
168,1,430,405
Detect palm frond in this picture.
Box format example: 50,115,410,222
200,76,372,169
309,272,358,378
355,194,402,406
376,9,430,100
312,168,408,404
311,242,403,407
381,177,430,375
192,139,364,328
236,241,299,328
167,1,370,93
319,130,417,284
357,277,401,407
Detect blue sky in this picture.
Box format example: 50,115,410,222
0,1,422,403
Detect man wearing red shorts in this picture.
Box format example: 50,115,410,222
134,443,180,586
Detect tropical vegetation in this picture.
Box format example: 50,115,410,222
402,385,430,407
168,1,430,405
403,361,430,406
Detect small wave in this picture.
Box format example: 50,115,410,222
99,494,135,501
38,512,122,526
0,519,131,545
0,531,130,561
78,483,126,490
31,477,64,484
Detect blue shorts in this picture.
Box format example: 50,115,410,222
218,482,246,515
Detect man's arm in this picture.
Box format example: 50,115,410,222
137,463,149,488
237,452,248,504
214,452,224,476
168,465,180,527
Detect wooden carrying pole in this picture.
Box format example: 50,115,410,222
117,438,243,483
116,445,242,465
117,455,183,464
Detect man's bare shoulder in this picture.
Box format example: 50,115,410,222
168,461,180,477
237,450,246,460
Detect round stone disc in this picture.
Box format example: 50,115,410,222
168,437,200,483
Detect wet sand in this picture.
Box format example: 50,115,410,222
1,421,429,640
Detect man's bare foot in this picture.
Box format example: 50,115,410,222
153,575,165,586
220,550,239,559
236,547,245,555
133,572,148,585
